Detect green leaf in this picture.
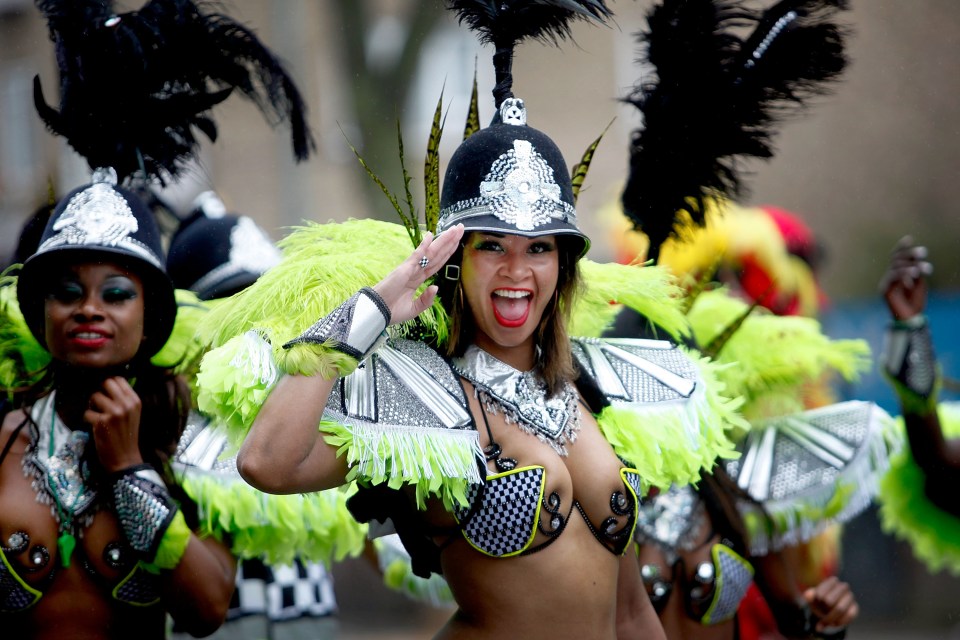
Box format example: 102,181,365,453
339,124,419,248
700,298,762,360
396,121,423,247
570,118,614,204
463,59,481,141
424,89,447,235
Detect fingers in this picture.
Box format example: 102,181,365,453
89,377,139,410
86,377,141,429
880,235,933,295
85,377,143,472
409,285,439,317
889,236,933,277
414,224,464,280
805,577,859,631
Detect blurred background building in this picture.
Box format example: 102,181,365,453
2,1,959,637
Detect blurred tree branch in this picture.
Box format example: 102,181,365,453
331,0,446,220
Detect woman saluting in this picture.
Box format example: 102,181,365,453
199,2,738,638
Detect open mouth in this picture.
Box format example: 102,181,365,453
491,289,532,328
68,328,110,347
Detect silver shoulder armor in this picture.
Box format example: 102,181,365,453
175,411,238,475
724,400,900,555
572,337,699,404
327,338,473,431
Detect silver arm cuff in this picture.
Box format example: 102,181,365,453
112,465,178,559
881,315,936,399
283,287,391,361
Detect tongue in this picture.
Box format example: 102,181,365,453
493,295,529,321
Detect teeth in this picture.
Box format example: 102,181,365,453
493,289,530,299
74,332,103,339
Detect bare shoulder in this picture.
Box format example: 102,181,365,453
0,405,32,448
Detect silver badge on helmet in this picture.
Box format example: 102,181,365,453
37,167,161,267
479,139,563,231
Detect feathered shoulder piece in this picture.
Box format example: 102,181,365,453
447,0,612,107
622,0,849,261
33,0,315,182
0,276,49,396
878,403,960,576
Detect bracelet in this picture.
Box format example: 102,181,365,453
153,510,190,570
112,464,183,567
283,287,390,362
881,315,938,412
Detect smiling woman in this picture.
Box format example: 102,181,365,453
458,232,561,368
0,0,321,635
43,263,145,370
0,170,237,639
190,3,746,637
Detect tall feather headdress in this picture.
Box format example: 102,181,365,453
447,0,613,109
353,1,613,251
622,0,849,262
33,0,315,184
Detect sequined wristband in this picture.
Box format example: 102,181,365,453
282,287,391,376
113,465,187,569
881,315,939,415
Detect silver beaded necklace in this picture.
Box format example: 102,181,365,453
22,393,99,565
452,344,580,456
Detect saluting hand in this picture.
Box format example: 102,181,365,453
374,224,464,325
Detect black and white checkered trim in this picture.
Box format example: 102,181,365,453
229,558,337,622
459,467,544,557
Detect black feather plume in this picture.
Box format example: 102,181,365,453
446,0,613,107
621,0,849,262
33,0,315,184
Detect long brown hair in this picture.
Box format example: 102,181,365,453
437,233,583,396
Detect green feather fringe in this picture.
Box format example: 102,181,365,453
150,289,210,386
878,403,960,575
195,219,449,368
318,417,480,511
687,289,871,421
196,331,481,510
276,340,360,378
174,463,367,566
0,275,51,395
196,331,280,442
572,260,688,340
597,348,744,492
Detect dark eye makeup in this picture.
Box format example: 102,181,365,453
46,275,139,304
48,281,83,303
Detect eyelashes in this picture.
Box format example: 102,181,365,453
48,282,84,303
102,288,138,303
47,283,139,305
471,240,557,254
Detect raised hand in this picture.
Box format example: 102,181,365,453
880,235,932,321
84,376,144,473
374,224,464,325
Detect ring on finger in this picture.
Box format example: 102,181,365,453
419,256,430,269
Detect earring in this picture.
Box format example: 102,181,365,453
444,265,461,281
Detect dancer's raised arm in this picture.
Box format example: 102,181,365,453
237,226,464,494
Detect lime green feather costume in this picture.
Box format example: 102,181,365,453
193,218,741,516
877,404,960,575
685,288,902,555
